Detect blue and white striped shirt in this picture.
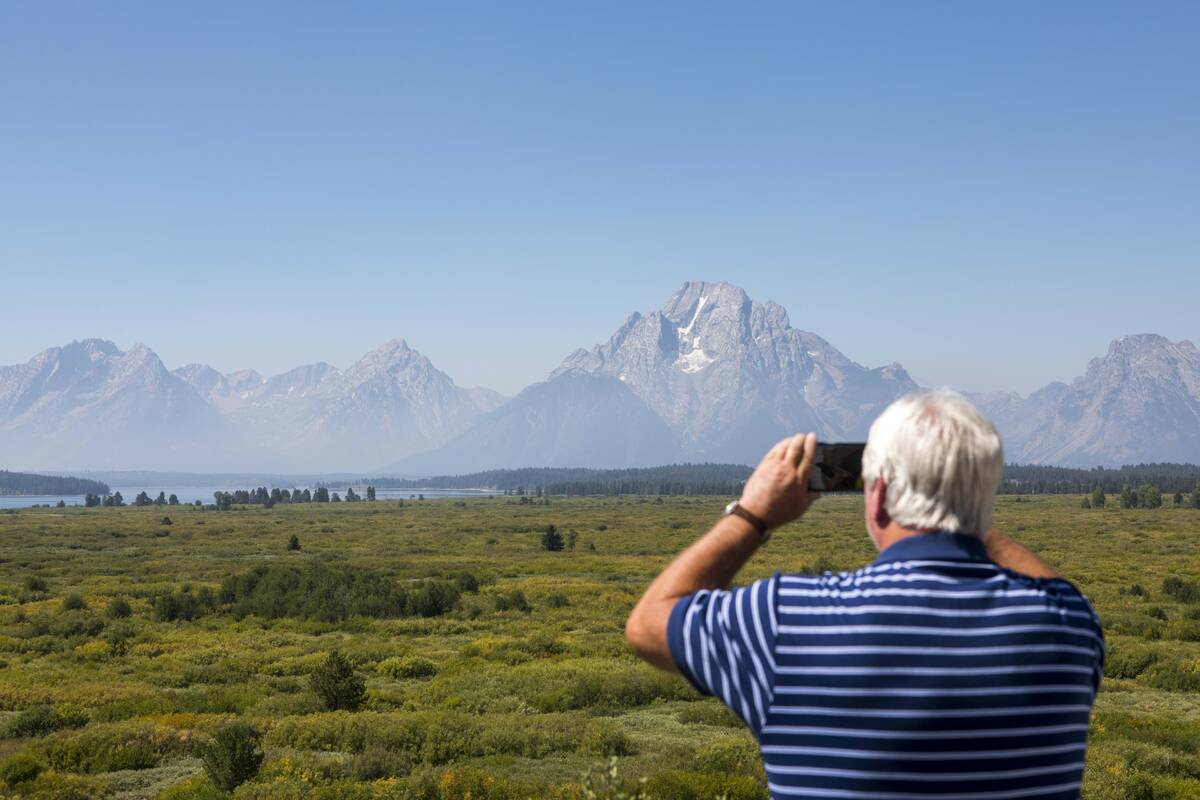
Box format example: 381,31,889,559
667,532,1105,800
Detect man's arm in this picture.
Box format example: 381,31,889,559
625,432,819,672
984,528,1061,579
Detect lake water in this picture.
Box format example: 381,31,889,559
0,486,500,509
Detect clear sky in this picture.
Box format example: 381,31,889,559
2,1,1196,396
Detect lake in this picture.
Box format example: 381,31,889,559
0,486,501,509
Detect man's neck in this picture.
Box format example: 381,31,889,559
873,523,934,553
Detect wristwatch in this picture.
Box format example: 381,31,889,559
723,500,771,544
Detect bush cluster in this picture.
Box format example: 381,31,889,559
3,704,88,739
220,563,462,621
267,710,609,764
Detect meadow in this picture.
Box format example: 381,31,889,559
0,494,1198,799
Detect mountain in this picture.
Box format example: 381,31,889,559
397,281,920,472
399,371,679,473
988,335,1200,467
0,339,225,471
5,301,1198,473
3,339,503,472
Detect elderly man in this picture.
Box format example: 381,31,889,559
626,390,1104,800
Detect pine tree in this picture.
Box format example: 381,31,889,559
310,651,365,711
202,722,264,792
1091,487,1105,508
541,524,564,551
1119,485,1135,509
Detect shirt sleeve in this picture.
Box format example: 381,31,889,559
666,575,779,734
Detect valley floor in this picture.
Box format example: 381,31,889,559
0,495,1197,799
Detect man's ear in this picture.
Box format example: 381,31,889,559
868,476,890,529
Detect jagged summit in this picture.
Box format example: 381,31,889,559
420,281,918,470
4,338,502,472
5,302,1198,472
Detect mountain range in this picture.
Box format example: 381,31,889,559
2,281,1197,473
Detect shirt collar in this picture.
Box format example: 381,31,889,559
872,531,991,566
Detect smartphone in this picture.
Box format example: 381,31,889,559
808,442,866,492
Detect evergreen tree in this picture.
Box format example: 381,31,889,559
310,651,365,711
366,486,376,501
287,534,301,551
314,487,330,503
1174,491,1184,507
541,524,564,551
155,491,166,506
202,722,264,792
1119,485,1135,509
1137,484,1162,509
168,494,179,506
1090,487,1106,508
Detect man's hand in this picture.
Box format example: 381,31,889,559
739,432,820,530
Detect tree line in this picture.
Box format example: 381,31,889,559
211,485,376,510
368,464,754,496
0,470,109,496
999,463,1200,495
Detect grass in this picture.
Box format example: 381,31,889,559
0,495,1197,798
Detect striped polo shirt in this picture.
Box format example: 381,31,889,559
667,531,1105,800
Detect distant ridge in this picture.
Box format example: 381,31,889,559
3,285,1199,472
369,463,754,496
0,470,109,496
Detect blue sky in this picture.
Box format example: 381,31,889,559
1,2,1196,396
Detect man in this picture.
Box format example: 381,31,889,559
626,390,1104,800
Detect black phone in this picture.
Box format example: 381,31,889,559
808,442,866,492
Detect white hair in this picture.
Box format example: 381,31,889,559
861,389,1003,537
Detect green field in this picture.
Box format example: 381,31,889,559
0,495,1198,799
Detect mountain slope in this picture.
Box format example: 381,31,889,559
4,339,503,472
1000,335,1200,466
392,371,679,473
0,340,226,470
400,281,919,471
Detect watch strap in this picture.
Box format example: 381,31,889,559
725,501,770,543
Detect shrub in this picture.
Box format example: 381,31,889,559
23,576,48,593
494,590,530,613
287,534,301,551
694,736,762,776
4,704,88,738
1104,645,1159,680
0,753,43,787
1142,659,1200,692
311,651,366,711
1163,577,1200,604
677,702,744,728
643,770,767,800
36,721,188,773
220,563,459,621
60,593,87,612
379,656,437,680
201,721,263,792
580,720,635,756
546,592,570,608
157,774,226,800
351,744,414,780
452,572,479,593
104,596,132,619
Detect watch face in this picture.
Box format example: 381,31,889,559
724,500,738,515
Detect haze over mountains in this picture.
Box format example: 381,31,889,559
2,281,1197,473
